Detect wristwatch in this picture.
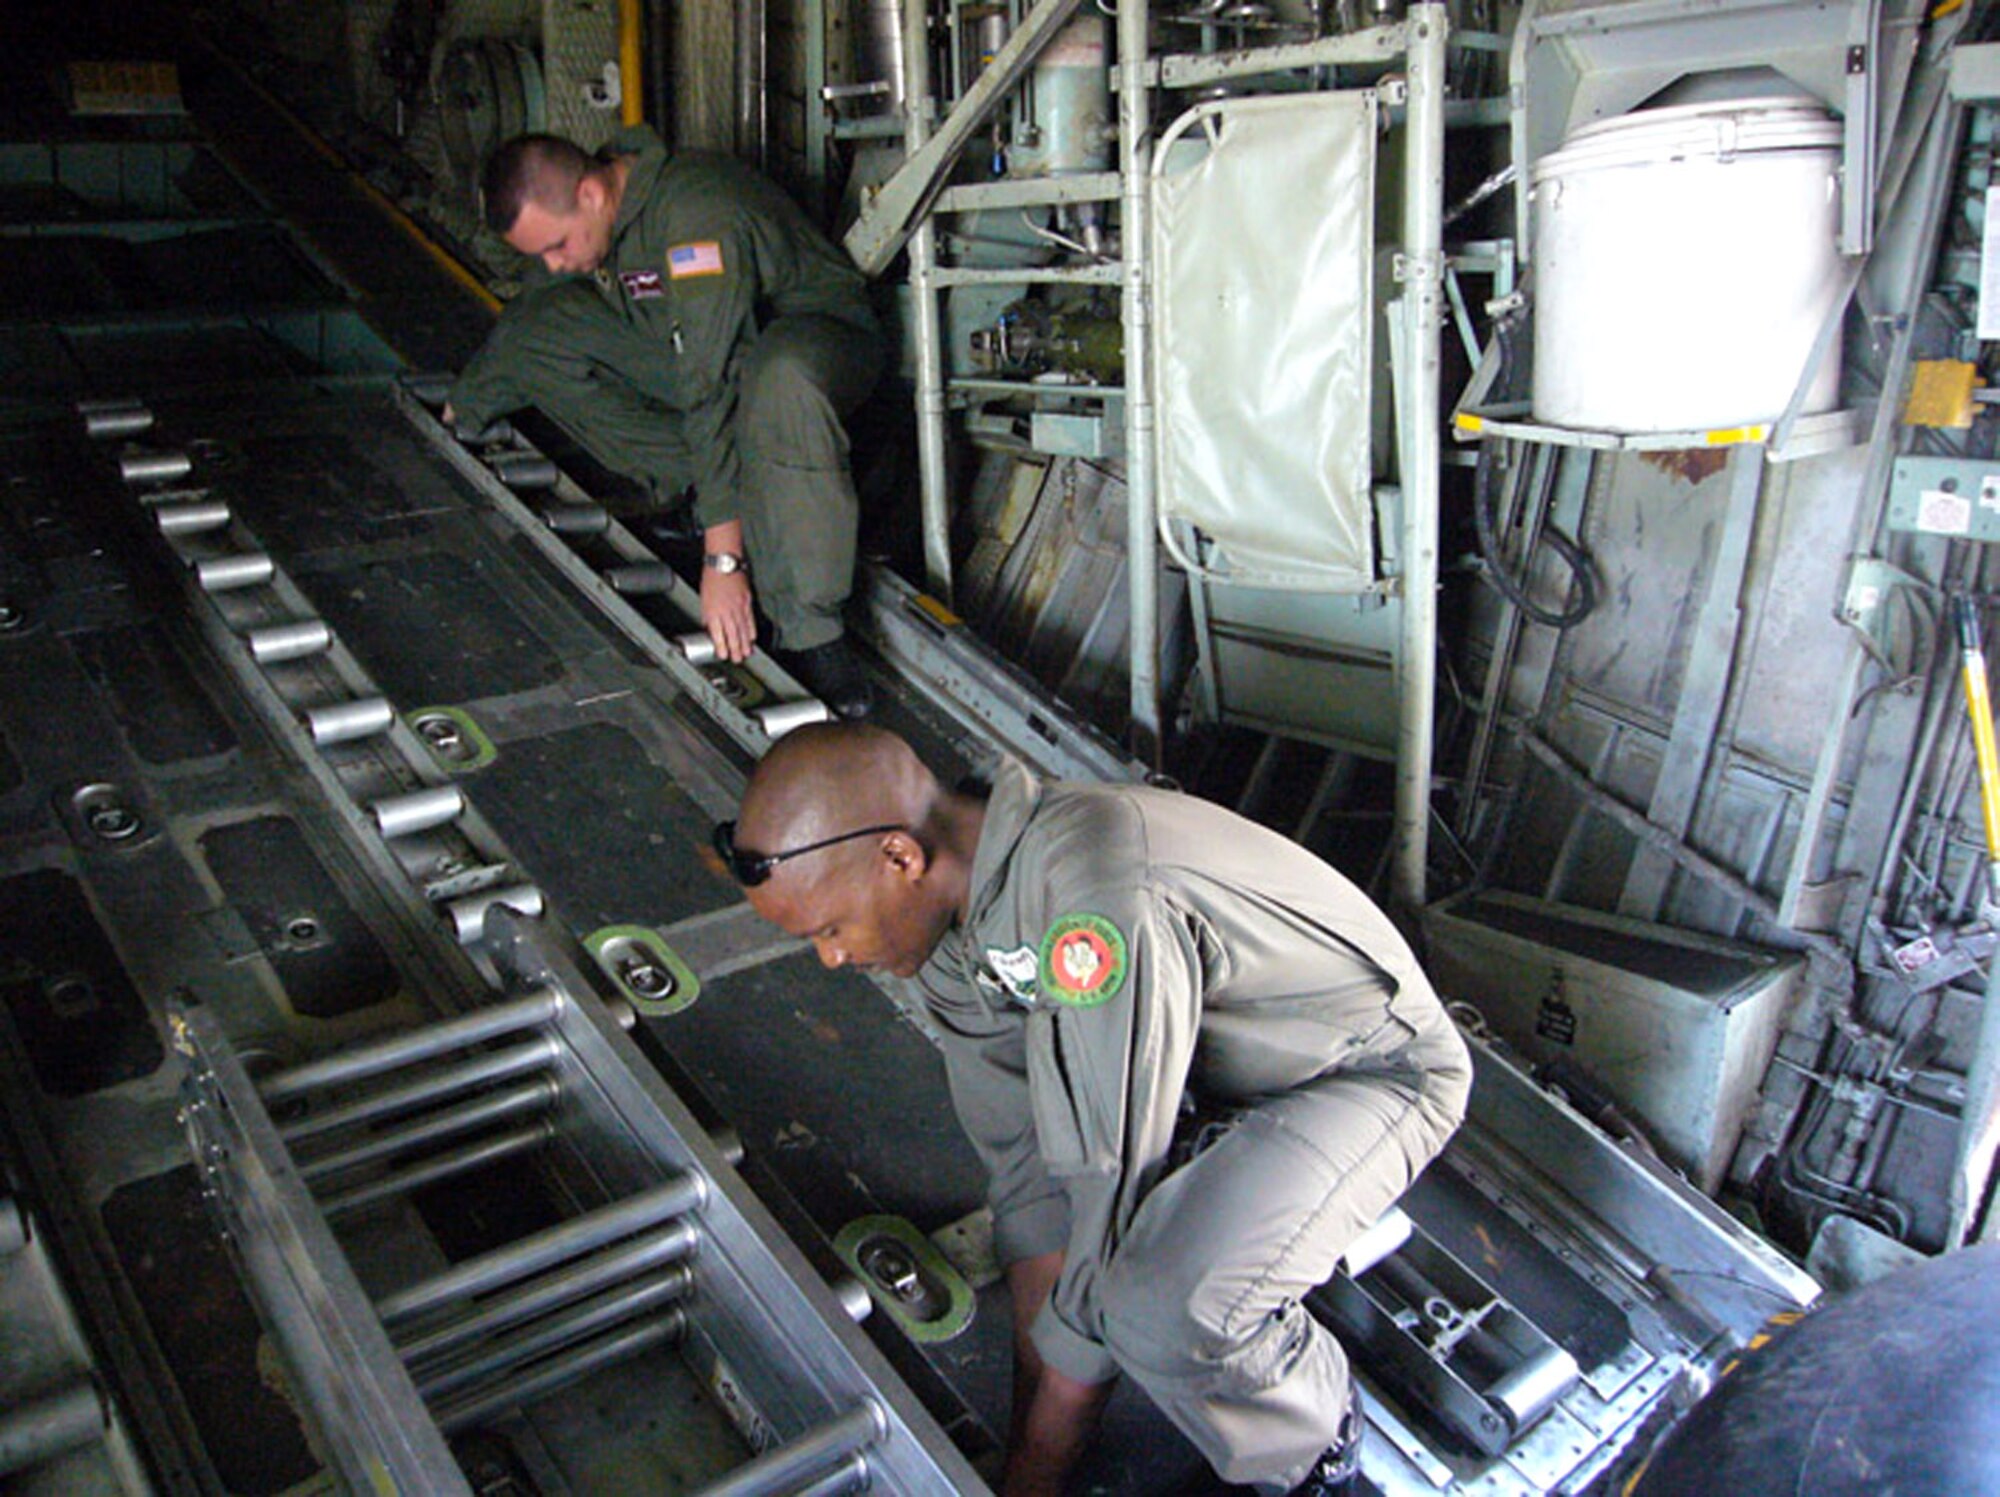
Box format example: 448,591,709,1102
703,552,748,575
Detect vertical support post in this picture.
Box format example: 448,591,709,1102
1120,0,1161,762
905,0,956,604
1392,3,1447,911
807,0,832,209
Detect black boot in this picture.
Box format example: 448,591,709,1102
1288,1378,1364,1495
776,637,874,720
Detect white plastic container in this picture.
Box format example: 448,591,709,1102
1530,99,1844,434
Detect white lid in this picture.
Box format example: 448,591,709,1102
1532,97,1841,183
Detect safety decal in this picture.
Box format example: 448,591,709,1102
668,240,726,279
1038,914,1127,1007
984,944,1039,1006
619,268,665,300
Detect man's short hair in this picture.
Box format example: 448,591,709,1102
481,134,595,235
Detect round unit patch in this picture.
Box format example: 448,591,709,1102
1039,913,1128,1006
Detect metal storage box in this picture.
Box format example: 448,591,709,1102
1424,891,1802,1193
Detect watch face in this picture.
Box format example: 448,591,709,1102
706,553,743,574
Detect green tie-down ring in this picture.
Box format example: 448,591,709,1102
584,925,700,1018
833,1214,976,1344
405,706,498,772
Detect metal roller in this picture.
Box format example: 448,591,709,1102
119,450,194,485
321,1124,554,1218
155,498,232,536
542,503,609,535
370,784,465,838
1485,1344,1582,1431
376,1175,708,1326
0,1196,25,1255
297,1077,558,1182
605,563,677,595
445,883,546,945
412,1267,694,1401
304,697,396,746
277,1038,560,1146
756,699,834,739
677,632,720,665
246,619,333,663
789,1457,871,1497
393,1222,699,1365
691,1401,886,1497
194,553,276,592
262,988,562,1103
490,453,561,489
432,1312,686,1434
81,403,155,440
0,1378,106,1479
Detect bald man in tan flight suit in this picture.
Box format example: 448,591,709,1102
721,724,1471,1495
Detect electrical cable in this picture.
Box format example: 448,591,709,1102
1472,438,1599,628
1466,316,1599,628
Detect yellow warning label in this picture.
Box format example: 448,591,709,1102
1703,425,1767,446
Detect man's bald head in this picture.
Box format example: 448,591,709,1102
731,725,984,979
738,722,937,856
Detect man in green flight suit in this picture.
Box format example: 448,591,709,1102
445,130,884,717
720,723,1473,1495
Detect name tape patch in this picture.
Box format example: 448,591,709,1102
619,268,664,300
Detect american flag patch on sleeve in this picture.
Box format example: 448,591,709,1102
667,241,725,279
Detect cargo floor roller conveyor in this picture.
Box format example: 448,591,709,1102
171,903,984,1495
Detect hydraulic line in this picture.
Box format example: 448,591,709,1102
1472,436,1597,629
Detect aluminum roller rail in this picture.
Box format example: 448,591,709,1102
169,905,985,1496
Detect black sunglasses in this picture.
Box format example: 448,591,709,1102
712,819,903,887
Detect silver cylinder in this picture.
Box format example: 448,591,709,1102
756,699,833,738
298,1077,557,1181
371,784,466,838
321,1123,553,1218
835,1275,873,1325
118,450,192,485
677,632,719,665
1486,1344,1580,1430
542,503,608,534
276,1037,560,1146
194,553,275,592
0,1379,106,1479
792,1458,870,1497
0,1197,25,1255
153,499,231,536
377,1175,708,1326
446,884,547,945
263,988,561,1103
606,563,676,596
247,619,333,663
433,1311,685,1434
82,404,155,440
691,1401,886,1497
708,1125,745,1167
304,696,395,746
490,453,560,489
413,1267,694,1400
394,1221,699,1365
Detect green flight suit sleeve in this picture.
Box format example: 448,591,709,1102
916,955,1071,1270
1024,877,1206,1387
446,280,599,436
